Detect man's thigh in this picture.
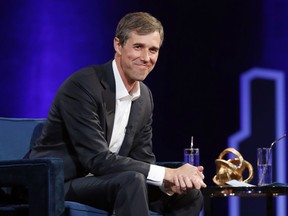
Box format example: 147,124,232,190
64,172,130,211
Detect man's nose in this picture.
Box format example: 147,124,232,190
140,50,149,61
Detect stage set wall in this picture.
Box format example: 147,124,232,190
1,1,288,215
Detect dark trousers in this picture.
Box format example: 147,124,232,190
64,171,203,216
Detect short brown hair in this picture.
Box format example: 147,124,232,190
115,12,164,47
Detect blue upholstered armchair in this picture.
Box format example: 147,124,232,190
0,117,181,216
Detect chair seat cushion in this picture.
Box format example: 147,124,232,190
65,201,162,216
0,204,28,216
65,201,111,216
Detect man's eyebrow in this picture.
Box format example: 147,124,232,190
133,42,145,46
133,43,159,49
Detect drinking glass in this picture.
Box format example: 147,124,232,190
184,148,200,166
257,147,272,186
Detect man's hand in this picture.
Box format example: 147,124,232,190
164,163,206,194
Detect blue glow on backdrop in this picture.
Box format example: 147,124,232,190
228,68,286,216
0,1,116,117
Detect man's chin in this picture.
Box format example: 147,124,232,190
138,74,150,81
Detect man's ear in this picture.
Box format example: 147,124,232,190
114,37,122,55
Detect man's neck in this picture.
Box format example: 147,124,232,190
114,58,137,93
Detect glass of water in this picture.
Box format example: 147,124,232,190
257,147,272,186
184,148,200,166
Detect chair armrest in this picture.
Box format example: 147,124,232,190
156,161,185,168
0,158,64,216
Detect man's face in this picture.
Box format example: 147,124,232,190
114,31,161,85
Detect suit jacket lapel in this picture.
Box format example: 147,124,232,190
118,95,144,156
102,90,115,144
100,61,116,144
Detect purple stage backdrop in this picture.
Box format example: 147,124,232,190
1,1,288,215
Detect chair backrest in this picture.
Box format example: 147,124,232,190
0,117,46,160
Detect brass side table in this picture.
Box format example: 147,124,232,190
201,185,288,216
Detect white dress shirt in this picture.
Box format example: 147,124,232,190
110,60,165,186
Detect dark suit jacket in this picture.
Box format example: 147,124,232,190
29,60,156,181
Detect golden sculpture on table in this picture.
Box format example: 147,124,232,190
213,148,254,186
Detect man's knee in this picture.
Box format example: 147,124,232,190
115,171,148,205
118,171,146,187
190,189,204,209
194,189,203,201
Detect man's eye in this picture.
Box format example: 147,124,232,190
150,49,158,54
